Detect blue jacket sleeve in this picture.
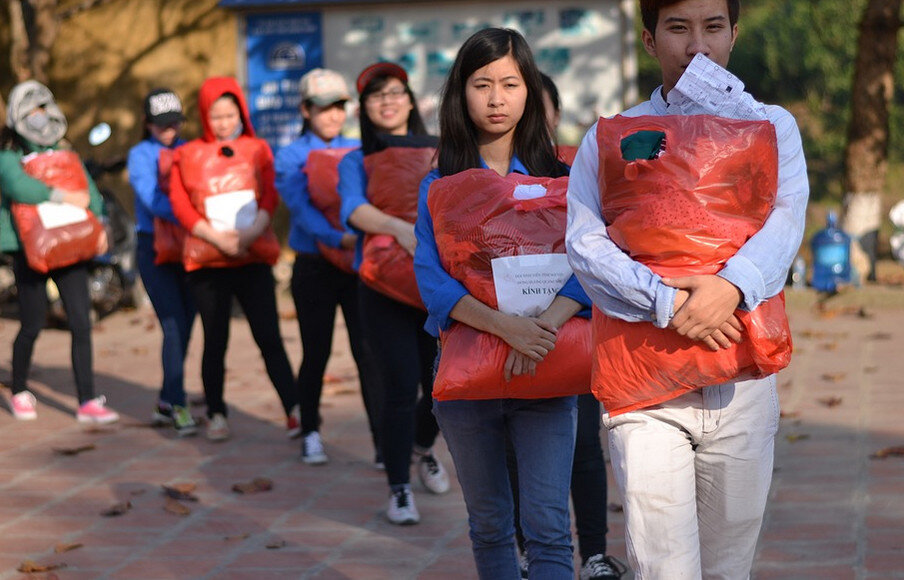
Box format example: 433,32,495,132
275,144,344,248
127,142,176,222
337,149,368,232
413,170,469,336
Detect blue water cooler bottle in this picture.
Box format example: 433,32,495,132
810,210,851,292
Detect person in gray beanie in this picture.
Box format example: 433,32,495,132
0,80,119,424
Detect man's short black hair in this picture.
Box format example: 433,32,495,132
640,0,740,35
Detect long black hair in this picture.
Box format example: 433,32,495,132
358,74,427,155
437,27,564,178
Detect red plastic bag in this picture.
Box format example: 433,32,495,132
427,168,591,400
12,150,104,273
557,145,579,166
592,114,791,416
358,146,436,309
153,148,186,265
304,147,355,273
175,137,280,271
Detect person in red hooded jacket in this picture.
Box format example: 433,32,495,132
168,77,299,442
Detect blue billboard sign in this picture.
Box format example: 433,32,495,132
245,12,323,152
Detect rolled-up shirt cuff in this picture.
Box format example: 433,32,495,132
719,255,765,311
653,283,677,328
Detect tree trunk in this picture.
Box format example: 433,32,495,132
841,0,902,282
6,0,59,85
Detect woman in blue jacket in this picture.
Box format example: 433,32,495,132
274,68,383,464
128,88,197,436
414,28,587,579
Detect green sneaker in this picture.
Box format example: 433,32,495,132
172,405,197,437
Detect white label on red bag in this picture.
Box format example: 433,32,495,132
491,254,573,317
204,189,257,231
512,184,548,200
36,202,89,229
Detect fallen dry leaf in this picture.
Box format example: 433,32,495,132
607,502,623,513
161,483,198,501
54,543,83,554
785,433,810,443
231,477,273,494
867,332,893,341
164,497,191,516
864,366,879,374
53,444,96,456
266,540,287,550
869,446,904,460
821,372,846,382
279,309,297,320
323,373,342,384
817,396,843,408
130,347,148,355
779,410,800,419
17,560,66,573
224,533,251,541
818,342,839,351
100,501,132,517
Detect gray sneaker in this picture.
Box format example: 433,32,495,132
417,453,450,494
206,413,229,441
386,487,419,525
301,431,328,464
580,554,628,580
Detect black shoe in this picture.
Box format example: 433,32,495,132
580,554,628,580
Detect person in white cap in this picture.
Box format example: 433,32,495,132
274,69,384,465
0,80,119,424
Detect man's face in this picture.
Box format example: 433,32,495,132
642,0,738,97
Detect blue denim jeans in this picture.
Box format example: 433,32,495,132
433,396,577,580
136,234,196,407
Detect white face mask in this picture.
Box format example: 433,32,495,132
25,112,49,131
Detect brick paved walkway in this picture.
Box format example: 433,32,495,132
0,288,902,579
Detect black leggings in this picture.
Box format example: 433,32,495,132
358,282,439,487
291,253,384,451
187,263,297,418
11,252,94,403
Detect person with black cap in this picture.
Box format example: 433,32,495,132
274,68,384,465
0,80,118,424
128,87,198,436
337,61,450,525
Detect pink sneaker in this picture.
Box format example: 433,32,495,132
77,396,119,424
10,391,37,420
286,405,301,439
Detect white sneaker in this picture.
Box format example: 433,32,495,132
10,391,37,420
417,453,450,494
301,431,328,464
386,487,420,525
206,413,230,441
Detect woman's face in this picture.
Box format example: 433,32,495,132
148,122,181,147
465,54,527,145
208,97,241,141
303,101,347,142
363,77,413,135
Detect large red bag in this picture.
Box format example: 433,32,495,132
304,147,356,273
175,137,280,272
152,147,186,265
592,114,791,416
427,168,591,400
12,150,105,273
358,145,436,309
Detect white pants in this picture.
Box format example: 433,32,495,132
603,376,780,580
